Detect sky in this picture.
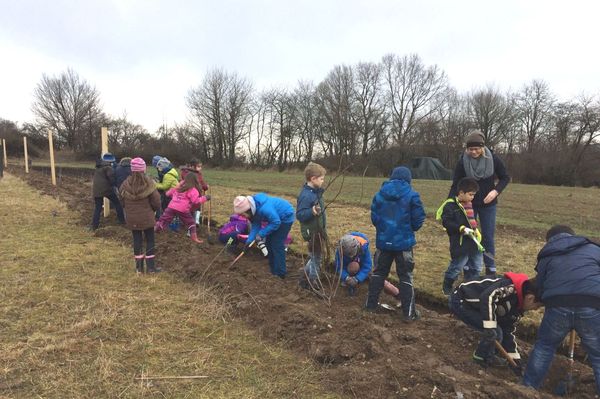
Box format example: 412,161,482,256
1,0,599,133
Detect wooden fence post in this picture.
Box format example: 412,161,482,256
24,136,29,173
2,139,7,168
48,129,57,185
101,127,110,217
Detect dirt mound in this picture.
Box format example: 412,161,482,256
9,167,598,399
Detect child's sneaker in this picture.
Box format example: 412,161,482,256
402,309,421,323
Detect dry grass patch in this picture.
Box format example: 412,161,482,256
0,173,338,399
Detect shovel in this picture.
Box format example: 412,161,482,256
206,187,214,244
200,237,233,279
228,240,255,269
555,330,577,396
494,340,522,376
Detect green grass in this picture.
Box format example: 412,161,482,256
0,173,338,399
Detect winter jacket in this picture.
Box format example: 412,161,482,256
166,186,207,214
119,175,161,230
452,272,530,359
334,231,372,283
535,233,600,309
448,150,510,208
219,214,251,237
92,160,116,198
155,167,179,191
370,169,425,251
180,168,209,193
246,193,295,243
115,161,132,188
296,183,326,241
436,198,483,259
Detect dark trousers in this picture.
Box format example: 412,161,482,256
372,249,416,317
132,228,155,257
92,192,125,229
449,293,511,360
266,222,293,278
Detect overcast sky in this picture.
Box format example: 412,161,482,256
1,0,599,132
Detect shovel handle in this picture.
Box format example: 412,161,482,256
494,340,519,368
567,330,576,359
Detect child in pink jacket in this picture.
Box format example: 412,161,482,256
155,173,210,243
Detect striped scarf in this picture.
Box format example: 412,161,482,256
462,201,478,229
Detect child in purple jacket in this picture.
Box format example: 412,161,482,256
218,214,251,246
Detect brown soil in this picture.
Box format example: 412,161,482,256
9,167,598,399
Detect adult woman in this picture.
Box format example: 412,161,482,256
448,130,510,276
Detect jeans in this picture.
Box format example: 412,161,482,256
445,252,483,281
373,249,416,317
132,228,155,257
92,192,125,229
266,222,293,278
304,232,324,281
474,204,496,273
523,307,600,393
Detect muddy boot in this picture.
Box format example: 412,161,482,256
402,309,421,323
484,267,497,278
135,256,144,274
442,277,455,296
146,256,161,273
189,226,204,244
365,275,385,311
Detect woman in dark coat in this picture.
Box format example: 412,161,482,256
448,130,510,276
119,157,161,273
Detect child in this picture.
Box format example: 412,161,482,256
296,162,327,289
233,194,295,278
155,172,210,243
115,157,132,188
436,177,484,295
119,158,161,273
523,225,600,394
218,213,251,247
180,159,209,226
155,157,179,210
91,152,125,230
368,166,426,322
449,273,542,374
336,232,401,301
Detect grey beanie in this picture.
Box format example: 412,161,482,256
465,130,485,147
339,235,360,259
156,157,171,170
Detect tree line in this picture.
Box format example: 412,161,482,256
2,53,600,186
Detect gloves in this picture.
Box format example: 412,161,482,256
312,204,322,216
345,276,358,287
461,226,474,236
481,328,497,343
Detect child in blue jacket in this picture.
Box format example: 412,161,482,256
336,232,401,300
233,193,295,278
369,166,426,321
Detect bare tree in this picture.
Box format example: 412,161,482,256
32,68,104,151
381,53,448,147
293,81,319,161
187,68,253,165
468,86,515,148
514,79,554,152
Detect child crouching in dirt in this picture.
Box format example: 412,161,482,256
219,213,251,250
296,162,327,290
449,273,542,375
336,232,401,303
437,177,484,295
233,194,295,279
369,166,426,322
119,158,161,273
155,173,210,243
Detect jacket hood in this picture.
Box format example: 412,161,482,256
537,234,594,260
96,159,110,168
120,176,156,200
504,272,529,310
253,193,268,209
379,179,411,200
390,166,411,183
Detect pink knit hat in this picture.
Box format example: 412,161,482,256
131,157,146,172
233,195,256,215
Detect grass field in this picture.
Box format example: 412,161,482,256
0,174,337,398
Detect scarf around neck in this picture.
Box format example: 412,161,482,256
463,147,494,180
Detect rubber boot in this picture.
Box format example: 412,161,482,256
484,266,497,278
135,256,144,274
365,275,385,311
189,226,204,244
442,277,455,296
146,255,161,273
